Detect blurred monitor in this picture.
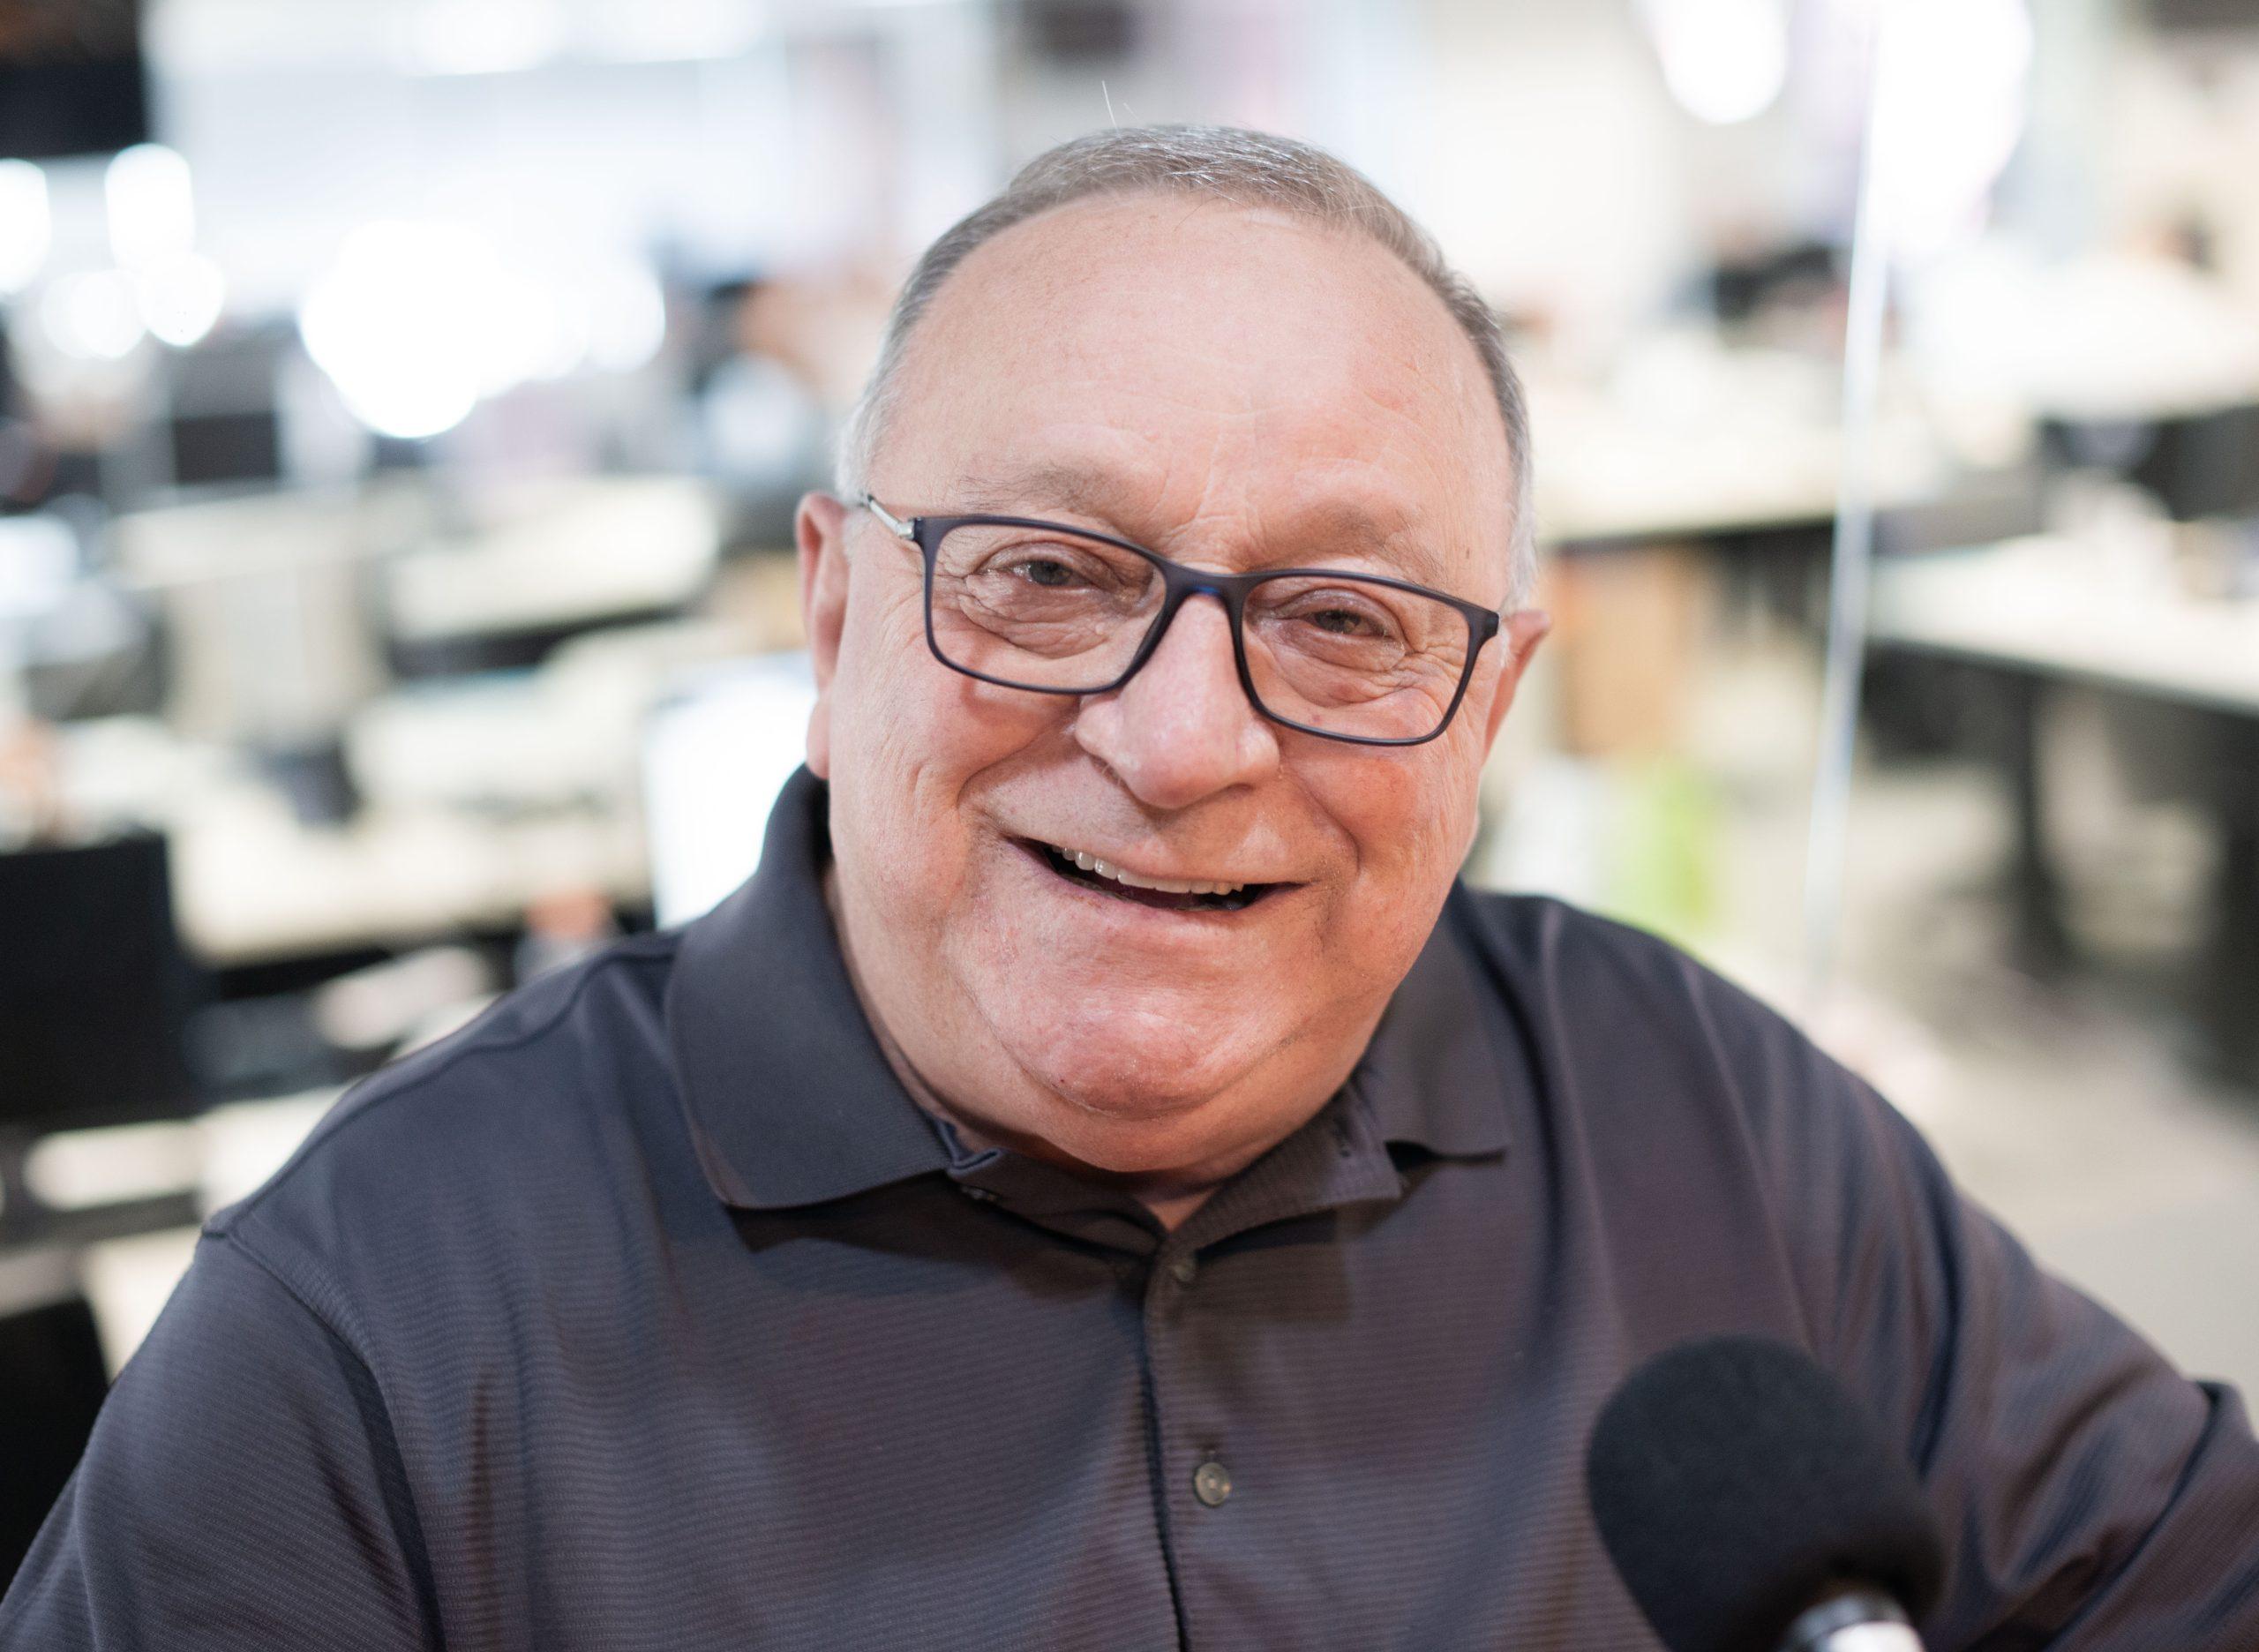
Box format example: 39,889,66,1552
2150,0,2259,29
2041,403,2259,524
161,327,289,494
0,832,204,1131
0,0,151,162
642,653,817,927
0,1294,108,1588
2128,402,2259,523
169,409,282,492
1022,0,1139,60
1707,239,1838,327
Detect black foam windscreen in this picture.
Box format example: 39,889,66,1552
1585,1336,1946,1652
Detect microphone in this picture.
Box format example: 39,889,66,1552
1585,1336,1947,1652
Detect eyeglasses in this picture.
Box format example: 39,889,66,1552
859,495,1504,747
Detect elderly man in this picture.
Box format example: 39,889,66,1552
6,125,2256,1651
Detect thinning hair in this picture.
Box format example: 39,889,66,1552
836,124,1537,607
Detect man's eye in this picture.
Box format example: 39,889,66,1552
1282,596,1400,642
1306,606,1381,636
1009,556,1085,589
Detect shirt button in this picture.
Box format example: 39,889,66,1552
959,1186,996,1204
1167,1255,1198,1287
1192,1459,1233,1507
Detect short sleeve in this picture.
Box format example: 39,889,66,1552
0,1232,439,1651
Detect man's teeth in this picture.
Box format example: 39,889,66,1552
1058,845,1245,897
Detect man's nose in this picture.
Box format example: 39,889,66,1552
1072,595,1280,809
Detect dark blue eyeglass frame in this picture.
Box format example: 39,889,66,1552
859,493,1505,748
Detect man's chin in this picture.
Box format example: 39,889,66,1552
994,1005,1268,1128
1038,1055,1240,1130
1002,1083,1262,1181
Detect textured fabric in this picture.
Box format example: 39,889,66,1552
5,766,2256,1650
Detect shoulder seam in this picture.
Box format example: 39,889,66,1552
211,1225,373,1370
206,1228,447,1646
214,938,678,1230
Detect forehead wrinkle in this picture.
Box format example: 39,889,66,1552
949,459,1154,522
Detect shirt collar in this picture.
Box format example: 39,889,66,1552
666,766,1512,1213
1348,887,1518,1160
667,765,953,1209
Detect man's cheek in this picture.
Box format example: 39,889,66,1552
1323,761,1430,869
832,655,946,803
1330,773,1471,946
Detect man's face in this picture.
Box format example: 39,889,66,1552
799,194,1541,1180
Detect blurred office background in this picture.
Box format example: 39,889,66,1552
5,0,2259,1583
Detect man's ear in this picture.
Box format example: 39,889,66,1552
796,492,852,779
1478,608,1551,756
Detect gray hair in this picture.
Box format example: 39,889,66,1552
836,124,1537,607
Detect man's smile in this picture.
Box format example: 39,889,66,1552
1012,837,1288,913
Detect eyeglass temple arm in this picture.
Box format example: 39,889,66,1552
860,494,917,541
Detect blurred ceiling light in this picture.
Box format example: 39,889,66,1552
1872,0,2033,258
583,265,668,373
580,0,763,64
0,161,52,296
300,224,671,438
1637,0,1790,125
477,276,584,391
137,253,229,349
41,271,146,362
402,0,564,75
105,144,197,270
298,222,492,439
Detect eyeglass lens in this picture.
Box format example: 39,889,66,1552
927,521,1473,741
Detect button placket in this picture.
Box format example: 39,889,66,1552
1138,1249,1233,1543
1153,1252,1229,1525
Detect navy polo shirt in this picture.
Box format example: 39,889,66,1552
6,767,2257,1649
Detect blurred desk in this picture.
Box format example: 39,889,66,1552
56,707,645,972
55,599,783,968
386,477,721,671
1535,402,1949,546
114,476,724,698
1535,413,1963,760
1870,538,2259,1079
171,785,647,967
1869,538,2259,714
